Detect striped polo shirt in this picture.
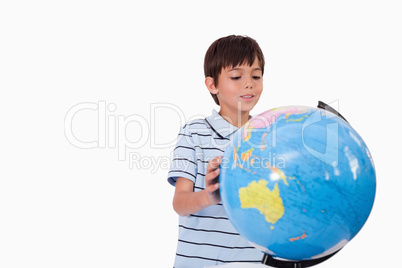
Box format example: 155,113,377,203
168,110,263,268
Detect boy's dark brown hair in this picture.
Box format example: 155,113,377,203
204,35,265,105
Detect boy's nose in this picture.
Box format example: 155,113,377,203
245,80,253,89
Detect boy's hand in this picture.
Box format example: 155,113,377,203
173,156,223,216
204,155,222,206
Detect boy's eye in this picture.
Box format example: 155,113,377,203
253,76,261,80
231,76,241,80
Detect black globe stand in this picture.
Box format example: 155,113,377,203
262,254,303,268
317,101,349,123
261,249,341,268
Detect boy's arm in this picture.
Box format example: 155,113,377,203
172,156,222,217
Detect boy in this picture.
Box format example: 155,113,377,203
167,35,265,268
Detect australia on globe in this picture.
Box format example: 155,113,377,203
219,105,376,261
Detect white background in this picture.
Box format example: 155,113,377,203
1,0,401,267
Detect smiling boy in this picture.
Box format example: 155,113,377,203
168,35,265,267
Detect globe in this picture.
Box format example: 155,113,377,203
219,105,376,261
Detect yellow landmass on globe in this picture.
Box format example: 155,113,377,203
243,126,254,142
239,180,285,224
233,146,252,172
241,148,254,162
286,114,308,122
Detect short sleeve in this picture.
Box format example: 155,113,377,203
167,124,198,186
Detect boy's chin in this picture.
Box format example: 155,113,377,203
239,103,258,112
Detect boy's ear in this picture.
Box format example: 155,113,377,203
205,77,218,94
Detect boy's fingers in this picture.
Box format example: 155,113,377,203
207,156,222,172
211,183,219,191
206,182,220,194
206,168,220,184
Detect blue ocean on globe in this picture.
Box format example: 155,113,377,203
219,105,376,261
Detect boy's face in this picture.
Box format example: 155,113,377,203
210,59,263,116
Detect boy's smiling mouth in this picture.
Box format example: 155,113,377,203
240,94,255,100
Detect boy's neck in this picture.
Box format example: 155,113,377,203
218,108,250,128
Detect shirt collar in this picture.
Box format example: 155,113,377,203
205,109,238,138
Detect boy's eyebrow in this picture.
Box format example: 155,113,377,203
228,67,262,72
